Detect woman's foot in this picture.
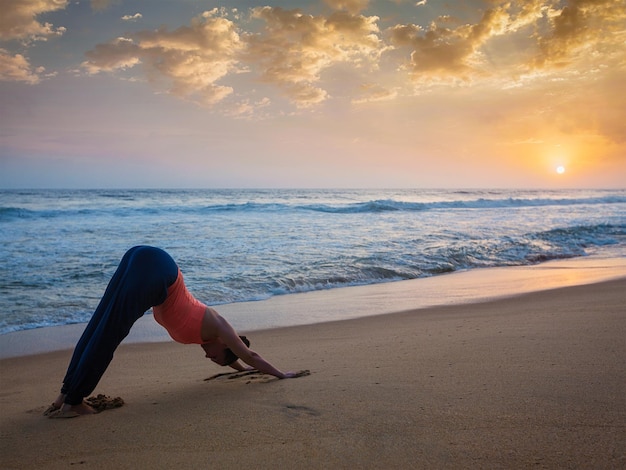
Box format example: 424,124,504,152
43,394,67,415
62,402,96,415
52,393,66,409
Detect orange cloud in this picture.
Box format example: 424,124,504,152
0,0,67,41
82,10,244,105
246,7,384,107
10,0,620,119
534,0,626,68
388,0,626,82
352,83,398,104
82,37,141,74
0,0,68,83
323,0,370,14
81,6,386,108
0,48,43,83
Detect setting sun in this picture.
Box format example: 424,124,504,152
556,166,566,174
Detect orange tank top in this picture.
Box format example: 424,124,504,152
153,269,206,344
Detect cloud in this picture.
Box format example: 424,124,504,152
225,96,271,118
0,0,68,41
388,0,626,82
81,37,142,73
352,83,398,104
82,6,386,109
0,48,44,83
82,9,244,105
67,1,626,112
534,0,626,68
246,7,385,107
121,13,143,22
388,6,514,80
323,0,370,14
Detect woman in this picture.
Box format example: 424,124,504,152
48,245,301,417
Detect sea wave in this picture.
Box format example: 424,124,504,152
1,189,625,335
0,207,32,220
2,194,624,220
534,223,625,247
303,196,626,214
205,223,626,302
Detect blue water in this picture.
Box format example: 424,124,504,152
1,188,624,335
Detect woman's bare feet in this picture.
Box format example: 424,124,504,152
46,394,96,417
61,402,96,415
52,393,65,409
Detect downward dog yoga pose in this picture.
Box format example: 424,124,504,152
49,246,301,417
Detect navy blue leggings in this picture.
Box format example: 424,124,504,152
61,246,178,405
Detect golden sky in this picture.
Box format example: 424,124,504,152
1,0,624,188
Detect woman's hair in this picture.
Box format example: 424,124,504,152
223,335,250,365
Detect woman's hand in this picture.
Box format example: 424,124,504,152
211,310,310,380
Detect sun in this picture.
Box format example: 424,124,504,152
556,165,565,174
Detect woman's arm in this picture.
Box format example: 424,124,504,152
213,313,293,379
228,360,253,372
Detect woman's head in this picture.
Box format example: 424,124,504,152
223,336,250,365
202,336,250,366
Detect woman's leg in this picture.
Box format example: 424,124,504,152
60,246,178,407
60,247,142,395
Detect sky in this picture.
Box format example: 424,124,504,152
1,0,625,189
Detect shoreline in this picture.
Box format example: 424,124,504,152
1,275,624,468
1,252,625,359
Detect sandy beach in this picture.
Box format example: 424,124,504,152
1,274,625,469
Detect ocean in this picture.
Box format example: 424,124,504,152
1,188,625,335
